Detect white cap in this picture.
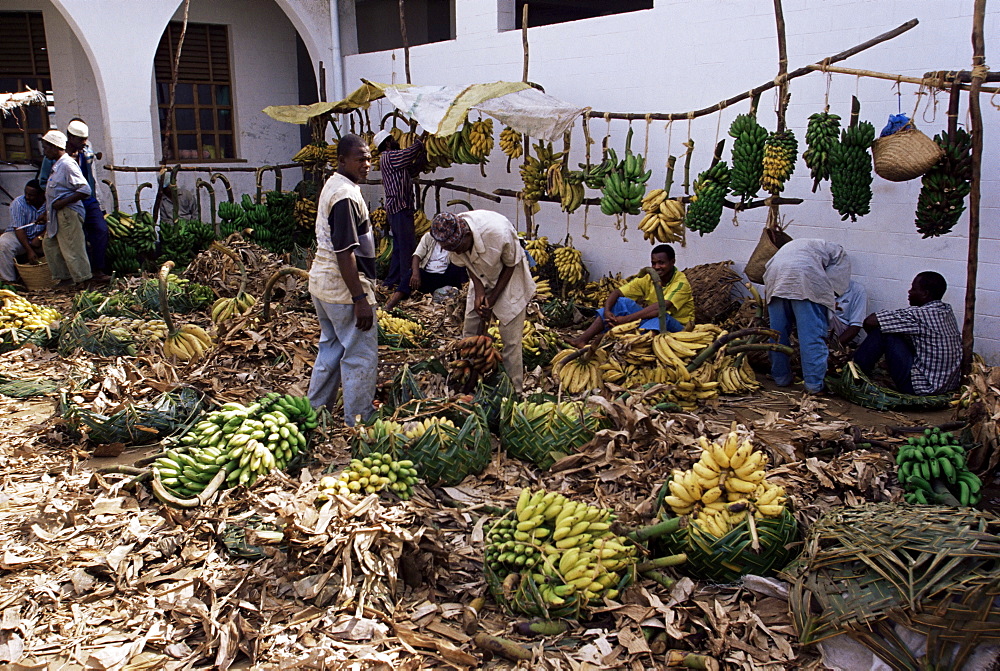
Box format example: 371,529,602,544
373,129,392,150
41,130,67,149
67,120,89,138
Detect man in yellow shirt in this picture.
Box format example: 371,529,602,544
569,244,693,347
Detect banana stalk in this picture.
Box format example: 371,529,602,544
261,266,310,322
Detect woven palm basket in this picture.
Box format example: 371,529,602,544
15,260,55,291
62,386,204,445
474,369,517,433
499,397,607,469
0,326,55,354
353,399,492,486
826,362,954,411
654,509,799,584
781,504,1000,670
872,125,945,182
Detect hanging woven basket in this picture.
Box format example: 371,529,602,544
872,125,944,182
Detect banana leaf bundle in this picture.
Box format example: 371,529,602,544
62,386,204,445
56,315,135,357
0,326,55,355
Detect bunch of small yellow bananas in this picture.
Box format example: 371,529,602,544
466,118,494,159
292,143,328,164
499,126,523,159
553,246,585,285
534,279,552,300
402,416,457,441
294,197,318,229
664,431,788,538
414,210,431,237
551,347,608,394
162,324,214,361
638,189,685,243
91,315,168,342
371,206,388,234
211,293,256,324
517,399,586,421
760,130,798,194
520,141,565,207
715,355,761,395
576,274,623,308
423,134,454,171
487,320,557,357
316,452,419,501
378,310,425,341
0,290,61,330
525,237,551,267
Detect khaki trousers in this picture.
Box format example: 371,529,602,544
43,208,92,283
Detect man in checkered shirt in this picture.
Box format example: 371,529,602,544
853,271,961,395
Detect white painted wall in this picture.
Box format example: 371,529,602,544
342,0,1000,362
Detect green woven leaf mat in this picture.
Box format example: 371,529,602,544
0,375,59,397
499,398,606,469
826,363,953,412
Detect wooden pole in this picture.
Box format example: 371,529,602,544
521,4,534,237
521,3,530,83
808,64,1000,94
962,0,987,374
585,19,918,122
163,0,191,160
398,0,411,84
768,0,789,230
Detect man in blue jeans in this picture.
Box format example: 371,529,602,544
763,238,851,394
854,271,961,395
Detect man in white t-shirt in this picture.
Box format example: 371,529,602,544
383,231,468,310
829,279,867,347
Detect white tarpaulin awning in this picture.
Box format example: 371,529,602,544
374,80,588,141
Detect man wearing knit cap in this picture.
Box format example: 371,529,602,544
39,130,93,289
431,210,535,392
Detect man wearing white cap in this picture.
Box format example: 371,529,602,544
40,130,93,289
374,129,424,300
65,119,110,281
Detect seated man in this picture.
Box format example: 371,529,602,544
853,271,961,395
0,180,47,284
569,244,693,348
829,279,868,347
383,231,468,310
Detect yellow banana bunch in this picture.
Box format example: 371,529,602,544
467,118,494,159
760,130,798,194
423,134,454,171
162,323,214,362
378,310,426,341
525,237,550,267
294,197,318,229
389,127,417,149
551,347,607,394
669,377,720,411
402,416,457,441
371,206,388,234
716,355,762,394
577,274,623,308
324,145,338,169
652,328,715,367
317,452,419,501
92,315,168,342
556,169,587,213
211,292,257,324
663,431,787,532
414,210,431,237
0,290,61,330
534,279,552,300
638,189,685,243
485,488,637,608
499,126,523,159
520,141,565,206
553,246,585,285
292,143,327,164
516,399,586,421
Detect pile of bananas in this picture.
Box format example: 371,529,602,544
371,206,388,234
520,141,565,206
157,218,216,268
0,290,61,329
448,334,503,385
377,310,426,346
293,197,318,230
249,190,299,255
728,114,769,203
599,146,652,216
760,130,798,194
485,487,637,610
316,452,419,502
829,121,876,221
576,274,622,308
292,143,336,167
897,427,982,506
162,323,214,361
414,210,431,238
652,328,714,368
638,189,685,243
914,129,973,238
715,355,761,394
665,432,788,536
551,347,609,394
553,246,585,285
153,394,316,500
211,293,256,324
579,149,617,190
534,279,553,300
525,237,551,267
91,315,168,342
499,126,523,159
547,164,587,213
684,161,731,235
802,111,842,192
423,134,455,171
488,320,559,364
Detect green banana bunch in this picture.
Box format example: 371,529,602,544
152,394,318,503
316,452,420,501
579,148,617,190
107,238,140,275
484,487,638,613
829,121,875,221
760,130,798,193
896,427,982,506
914,129,972,238
728,114,768,203
129,211,158,254
157,218,215,268
802,111,842,192
600,142,651,216
105,211,135,239
684,160,731,235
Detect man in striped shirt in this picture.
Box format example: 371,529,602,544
854,271,961,395
0,180,47,283
374,130,424,298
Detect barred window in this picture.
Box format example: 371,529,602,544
0,11,53,163
155,22,236,161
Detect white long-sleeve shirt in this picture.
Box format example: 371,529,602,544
763,238,851,311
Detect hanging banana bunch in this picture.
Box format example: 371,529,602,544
545,162,586,213
423,134,454,171
371,206,388,234
208,243,257,325
802,111,842,192
520,141,565,208
728,114,768,203
600,129,652,216
553,245,585,285
759,130,798,194
914,129,972,238
829,121,876,222
684,161,731,236
638,189,685,243
579,147,617,190
525,236,551,268
499,126,523,159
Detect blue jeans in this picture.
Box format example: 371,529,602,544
853,326,915,394
597,297,684,333
308,297,378,426
385,209,416,293
768,298,829,393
